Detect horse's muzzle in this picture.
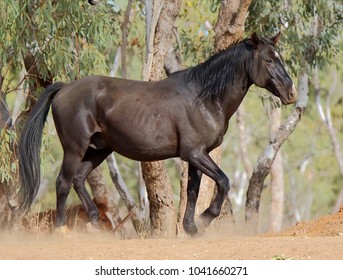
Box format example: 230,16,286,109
281,84,297,105
287,84,298,104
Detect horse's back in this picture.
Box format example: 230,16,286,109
50,75,194,160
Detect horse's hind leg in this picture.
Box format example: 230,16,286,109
72,148,112,228
55,151,83,228
183,164,202,236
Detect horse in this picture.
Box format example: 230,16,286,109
18,32,297,236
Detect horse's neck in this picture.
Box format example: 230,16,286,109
220,74,252,121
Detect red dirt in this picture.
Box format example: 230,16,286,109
266,207,343,238
0,209,342,260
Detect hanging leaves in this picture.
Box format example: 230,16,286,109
246,0,343,72
0,0,120,86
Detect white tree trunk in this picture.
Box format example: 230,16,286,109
314,68,343,213
268,107,284,233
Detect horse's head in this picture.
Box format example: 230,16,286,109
248,32,297,105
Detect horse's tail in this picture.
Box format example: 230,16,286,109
18,82,65,213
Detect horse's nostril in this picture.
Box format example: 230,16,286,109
288,84,298,102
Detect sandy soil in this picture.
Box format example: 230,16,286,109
0,209,342,260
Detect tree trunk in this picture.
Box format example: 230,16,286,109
120,0,134,79
141,0,181,238
268,107,284,233
177,160,188,237
106,154,150,235
214,0,252,52
195,148,220,217
314,69,343,213
0,172,17,229
237,106,253,176
87,166,124,234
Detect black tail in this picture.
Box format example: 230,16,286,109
18,82,65,213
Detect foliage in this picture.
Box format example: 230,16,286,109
0,0,120,94
246,0,343,72
176,0,218,65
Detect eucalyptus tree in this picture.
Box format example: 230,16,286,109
0,0,120,227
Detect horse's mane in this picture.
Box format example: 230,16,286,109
183,39,254,103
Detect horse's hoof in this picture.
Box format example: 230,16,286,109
54,225,70,236
183,222,198,237
86,222,100,234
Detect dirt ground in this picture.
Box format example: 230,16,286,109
0,209,342,260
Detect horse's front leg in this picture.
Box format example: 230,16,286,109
182,163,202,236
188,151,230,231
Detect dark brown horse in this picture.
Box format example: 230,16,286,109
18,33,297,235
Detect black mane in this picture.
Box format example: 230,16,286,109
185,39,253,103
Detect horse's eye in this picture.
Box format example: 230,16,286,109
265,58,273,64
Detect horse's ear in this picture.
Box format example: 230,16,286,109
271,32,281,45
88,0,99,5
249,32,260,49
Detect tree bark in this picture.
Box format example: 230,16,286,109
214,0,252,52
87,166,124,234
120,0,134,79
195,148,220,217
237,106,253,176
141,0,181,238
177,160,188,237
106,154,150,234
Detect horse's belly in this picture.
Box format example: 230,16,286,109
102,126,179,161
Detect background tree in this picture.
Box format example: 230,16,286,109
140,0,181,238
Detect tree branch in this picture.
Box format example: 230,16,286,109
245,71,308,227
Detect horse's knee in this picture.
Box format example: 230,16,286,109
218,176,230,194
56,175,71,197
